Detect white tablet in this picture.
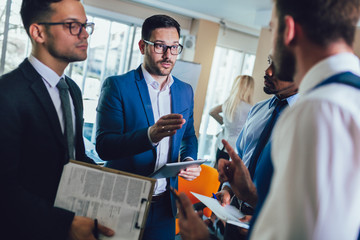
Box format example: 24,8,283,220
149,159,207,179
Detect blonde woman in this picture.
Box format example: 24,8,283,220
210,75,254,165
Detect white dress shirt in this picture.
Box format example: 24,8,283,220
142,65,173,195
28,55,76,138
251,53,360,239
218,101,252,152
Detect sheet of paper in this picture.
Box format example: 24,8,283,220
226,220,250,229
55,161,154,240
191,192,249,229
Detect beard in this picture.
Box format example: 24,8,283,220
263,87,273,94
46,29,87,63
263,75,276,94
47,45,87,63
264,86,275,94
143,53,174,77
273,29,296,82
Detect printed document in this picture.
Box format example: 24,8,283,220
55,160,155,240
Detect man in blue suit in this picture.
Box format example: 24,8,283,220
96,14,201,240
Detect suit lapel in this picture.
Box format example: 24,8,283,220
169,81,179,161
21,60,66,148
135,67,155,126
170,81,181,114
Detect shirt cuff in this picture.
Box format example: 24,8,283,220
222,181,231,190
147,127,159,147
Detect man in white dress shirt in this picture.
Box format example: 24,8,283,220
251,0,360,239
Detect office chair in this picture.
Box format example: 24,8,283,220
175,164,221,234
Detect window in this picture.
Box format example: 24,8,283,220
198,46,255,166
0,0,31,75
67,16,142,146
68,16,142,162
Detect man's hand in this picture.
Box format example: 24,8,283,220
68,216,114,240
149,114,185,143
217,156,230,183
178,159,201,181
234,215,252,237
215,188,231,206
217,139,258,207
177,193,209,240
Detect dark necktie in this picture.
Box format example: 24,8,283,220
56,78,75,160
247,99,288,179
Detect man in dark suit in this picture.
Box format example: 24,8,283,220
96,14,201,240
0,0,114,239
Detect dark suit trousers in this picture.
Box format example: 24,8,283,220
142,191,175,240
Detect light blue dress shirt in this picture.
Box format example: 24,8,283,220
222,94,299,190
236,94,299,167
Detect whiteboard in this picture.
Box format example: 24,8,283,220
172,60,202,93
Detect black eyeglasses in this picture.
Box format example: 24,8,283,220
143,40,183,55
37,21,95,36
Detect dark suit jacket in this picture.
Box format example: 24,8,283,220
96,66,198,215
0,59,94,240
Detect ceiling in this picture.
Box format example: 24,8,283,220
129,0,273,36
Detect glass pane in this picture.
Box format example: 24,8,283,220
68,61,85,89
84,17,109,98
2,0,30,74
242,53,256,75
0,0,6,56
81,16,110,144
105,22,130,77
127,27,142,71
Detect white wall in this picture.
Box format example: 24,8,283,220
84,0,193,33
252,27,272,103
217,27,259,54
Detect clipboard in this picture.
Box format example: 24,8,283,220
149,159,207,179
54,160,156,240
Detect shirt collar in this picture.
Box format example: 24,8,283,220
28,55,65,87
299,52,360,95
141,64,174,91
268,93,299,109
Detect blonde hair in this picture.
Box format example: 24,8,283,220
223,75,255,122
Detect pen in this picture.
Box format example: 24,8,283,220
212,193,217,200
93,218,99,240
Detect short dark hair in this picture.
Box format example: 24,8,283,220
20,0,63,36
275,0,360,46
141,14,181,40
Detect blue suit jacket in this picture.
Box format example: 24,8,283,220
96,66,198,215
